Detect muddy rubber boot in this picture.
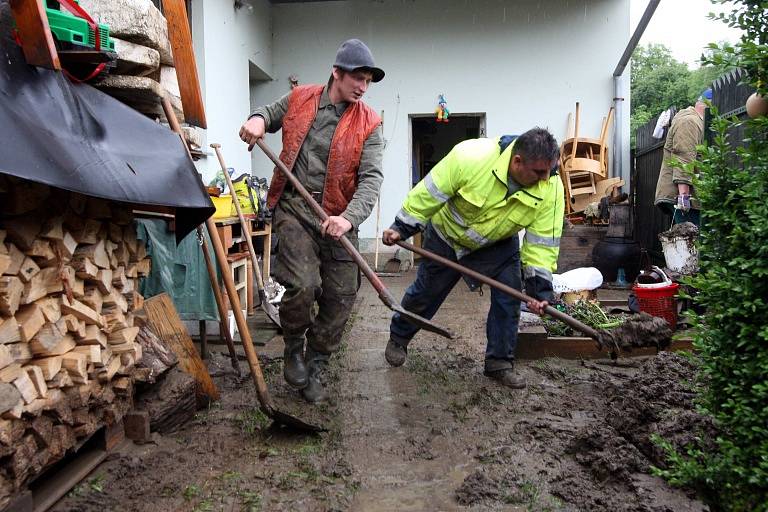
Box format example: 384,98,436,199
283,335,308,389
384,338,407,367
484,368,526,389
301,348,329,403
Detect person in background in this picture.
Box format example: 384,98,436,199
382,128,564,389
238,39,384,403
654,89,711,226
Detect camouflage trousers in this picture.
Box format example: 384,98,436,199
273,206,359,355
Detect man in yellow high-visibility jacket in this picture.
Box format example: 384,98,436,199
382,128,564,389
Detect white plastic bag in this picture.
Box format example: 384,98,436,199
552,267,604,293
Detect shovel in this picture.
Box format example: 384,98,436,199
211,143,281,329
253,138,453,340
394,240,628,355
161,96,323,433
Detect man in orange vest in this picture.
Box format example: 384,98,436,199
239,39,384,403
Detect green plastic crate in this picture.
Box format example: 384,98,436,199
45,0,115,52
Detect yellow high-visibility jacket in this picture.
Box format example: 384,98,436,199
397,137,564,283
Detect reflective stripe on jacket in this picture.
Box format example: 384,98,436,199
266,84,381,216
398,137,564,280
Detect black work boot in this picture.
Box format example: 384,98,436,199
384,338,407,367
283,335,308,389
484,368,526,389
301,348,329,403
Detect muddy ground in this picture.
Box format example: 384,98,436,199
54,273,711,511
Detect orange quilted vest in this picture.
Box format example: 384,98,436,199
266,84,381,216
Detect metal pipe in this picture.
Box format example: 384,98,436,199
611,0,661,185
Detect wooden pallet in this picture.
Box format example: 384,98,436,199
4,421,125,512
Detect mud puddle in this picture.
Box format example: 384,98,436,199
54,273,709,511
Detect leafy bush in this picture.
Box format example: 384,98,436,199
652,2,768,509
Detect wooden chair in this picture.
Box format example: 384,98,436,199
559,103,614,213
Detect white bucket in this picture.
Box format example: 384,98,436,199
660,235,699,274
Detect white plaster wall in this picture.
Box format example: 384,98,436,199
191,0,273,181
248,0,630,248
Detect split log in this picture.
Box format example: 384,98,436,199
0,363,22,383
72,256,99,280
79,325,107,348
0,345,12,369
95,268,113,294
29,323,64,354
22,267,63,304
103,307,127,334
109,327,139,345
12,371,38,404
26,239,56,267
74,240,110,269
6,343,33,365
104,289,128,313
62,314,87,339
17,257,40,283
61,352,88,381
99,356,121,382
4,243,24,276
0,253,9,275
0,383,22,414
29,356,62,380
40,217,64,240
73,345,102,365
72,219,102,245
55,232,78,260
16,303,45,342
36,296,62,323
82,287,103,312
47,369,73,389
112,266,128,289
23,365,47,398
0,317,21,344
60,296,103,327
30,331,75,357
0,276,23,315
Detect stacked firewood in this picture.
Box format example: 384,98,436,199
0,178,150,504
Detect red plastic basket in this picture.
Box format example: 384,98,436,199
633,283,679,328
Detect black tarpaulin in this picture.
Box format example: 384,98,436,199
0,17,213,241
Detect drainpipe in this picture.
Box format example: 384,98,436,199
611,0,660,189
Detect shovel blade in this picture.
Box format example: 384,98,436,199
258,290,281,328
392,304,454,339
268,408,327,433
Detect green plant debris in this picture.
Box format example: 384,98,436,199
542,300,627,336
183,484,201,501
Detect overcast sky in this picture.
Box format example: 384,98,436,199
630,0,744,67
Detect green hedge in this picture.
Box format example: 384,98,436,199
652,2,768,509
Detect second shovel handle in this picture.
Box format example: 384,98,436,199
395,240,601,340
254,139,393,302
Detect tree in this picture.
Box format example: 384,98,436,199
630,43,734,147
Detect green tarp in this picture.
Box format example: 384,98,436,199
136,219,219,321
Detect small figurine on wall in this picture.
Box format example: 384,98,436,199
435,94,450,123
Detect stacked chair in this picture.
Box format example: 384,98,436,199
559,103,615,214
